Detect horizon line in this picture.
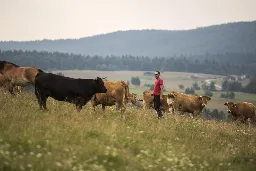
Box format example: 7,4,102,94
1,20,255,42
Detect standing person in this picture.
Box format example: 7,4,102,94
153,71,164,119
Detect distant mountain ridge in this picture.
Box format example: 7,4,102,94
0,21,256,57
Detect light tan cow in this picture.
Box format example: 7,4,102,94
91,80,137,115
0,73,24,94
0,61,43,94
138,91,170,113
224,101,256,125
167,91,211,117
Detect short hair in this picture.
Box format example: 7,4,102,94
155,71,160,75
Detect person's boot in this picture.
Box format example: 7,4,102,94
157,109,164,120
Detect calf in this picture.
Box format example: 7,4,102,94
140,91,170,113
91,80,137,115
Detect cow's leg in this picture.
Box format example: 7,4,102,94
35,88,43,110
102,104,106,112
91,99,98,112
76,104,82,112
246,118,251,128
120,103,126,118
75,97,85,112
91,103,96,111
121,104,126,113
115,102,126,117
8,86,15,95
42,96,48,110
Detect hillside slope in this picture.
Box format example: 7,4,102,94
0,21,256,57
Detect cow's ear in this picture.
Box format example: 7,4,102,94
233,104,237,108
224,102,228,106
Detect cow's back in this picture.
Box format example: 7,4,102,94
235,102,256,119
35,73,95,100
171,93,203,113
92,81,126,106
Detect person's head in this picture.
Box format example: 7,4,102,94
154,71,160,79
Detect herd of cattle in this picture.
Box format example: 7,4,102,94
0,60,256,125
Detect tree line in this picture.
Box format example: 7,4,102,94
1,21,255,57
0,50,256,77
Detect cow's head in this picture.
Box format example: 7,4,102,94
199,95,211,107
167,92,177,106
94,77,107,93
224,102,236,113
128,93,137,105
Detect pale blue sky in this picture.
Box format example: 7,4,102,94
1,0,255,41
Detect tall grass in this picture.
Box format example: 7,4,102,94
0,92,256,171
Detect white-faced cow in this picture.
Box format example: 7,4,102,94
34,72,107,112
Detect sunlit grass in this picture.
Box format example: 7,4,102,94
0,92,256,171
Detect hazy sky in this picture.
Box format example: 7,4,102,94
1,0,255,41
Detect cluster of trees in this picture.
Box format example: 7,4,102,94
220,92,236,99
1,50,256,76
222,80,242,91
201,82,216,91
131,77,141,86
221,78,256,94
185,87,196,95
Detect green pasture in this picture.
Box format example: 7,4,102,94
0,93,256,171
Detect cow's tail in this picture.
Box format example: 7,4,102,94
120,80,129,103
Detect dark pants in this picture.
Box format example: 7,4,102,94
154,94,163,118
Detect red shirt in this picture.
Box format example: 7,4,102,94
153,77,163,95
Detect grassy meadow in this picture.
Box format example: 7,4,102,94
1,92,256,171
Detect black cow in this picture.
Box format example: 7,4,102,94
35,72,107,112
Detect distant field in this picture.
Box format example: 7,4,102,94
53,70,256,112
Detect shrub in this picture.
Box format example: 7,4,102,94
179,84,185,90
131,76,141,86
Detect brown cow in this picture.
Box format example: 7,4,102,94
0,73,24,94
91,80,137,115
139,91,170,113
167,91,211,117
224,102,256,125
0,61,43,94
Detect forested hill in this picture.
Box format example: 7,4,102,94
1,21,256,57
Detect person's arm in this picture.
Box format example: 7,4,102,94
160,85,163,98
160,80,164,99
